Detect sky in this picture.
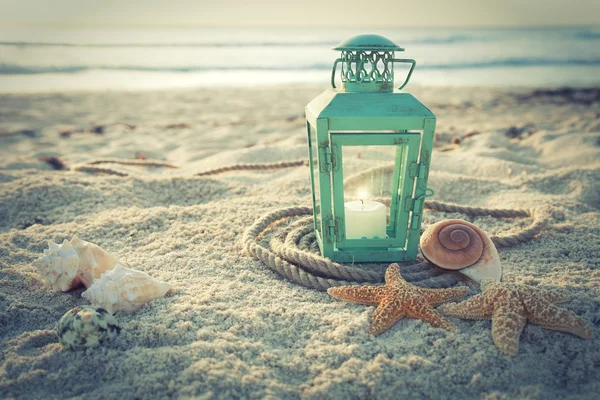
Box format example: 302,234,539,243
1,0,599,28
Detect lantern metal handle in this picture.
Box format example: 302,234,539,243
331,58,343,88
414,190,434,200
393,58,416,91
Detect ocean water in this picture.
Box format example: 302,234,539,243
1,24,600,92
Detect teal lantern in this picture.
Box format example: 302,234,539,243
305,34,435,263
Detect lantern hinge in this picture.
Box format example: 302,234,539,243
408,162,428,179
405,196,422,229
326,218,336,237
410,213,422,230
404,197,415,212
322,146,332,172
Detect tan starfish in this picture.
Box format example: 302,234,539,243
327,263,469,335
438,279,593,356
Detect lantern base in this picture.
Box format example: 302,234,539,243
326,247,418,263
314,228,420,263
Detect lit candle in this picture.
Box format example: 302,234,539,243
344,200,387,239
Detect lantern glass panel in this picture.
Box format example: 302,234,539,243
307,123,321,239
341,145,396,231
330,132,421,250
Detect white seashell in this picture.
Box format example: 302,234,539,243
420,219,502,284
82,264,172,314
33,235,118,291
70,236,118,288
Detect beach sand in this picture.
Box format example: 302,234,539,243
0,85,599,399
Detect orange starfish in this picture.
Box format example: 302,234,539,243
438,279,593,356
327,263,469,335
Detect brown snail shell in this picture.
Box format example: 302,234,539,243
420,219,502,284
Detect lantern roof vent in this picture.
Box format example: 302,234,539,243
332,34,404,52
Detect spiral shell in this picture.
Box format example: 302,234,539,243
57,306,121,350
82,264,172,314
33,235,118,291
420,219,502,284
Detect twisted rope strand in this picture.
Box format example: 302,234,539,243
241,207,358,291
71,158,179,176
85,158,180,168
72,158,306,177
242,201,548,292
71,164,129,177
424,200,530,218
195,160,308,176
423,200,550,248
270,223,381,283
242,206,464,291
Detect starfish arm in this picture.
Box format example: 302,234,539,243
404,297,458,332
480,279,500,292
327,285,383,307
422,286,470,307
537,290,570,304
437,294,492,320
524,301,593,339
368,298,405,335
518,286,570,304
491,303,527,356
384,263,405,286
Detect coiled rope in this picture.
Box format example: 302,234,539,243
241,203,551,291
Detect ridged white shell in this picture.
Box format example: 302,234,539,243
33,239,80,291
82,264,172,314
33,235,118,291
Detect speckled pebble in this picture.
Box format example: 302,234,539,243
57,306,121,350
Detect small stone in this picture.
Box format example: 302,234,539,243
505,126,521,138
91,125,105,134
38,156,66,170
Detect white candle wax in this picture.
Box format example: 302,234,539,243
344,200,387,239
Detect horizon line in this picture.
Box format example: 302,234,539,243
2,20,600,30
